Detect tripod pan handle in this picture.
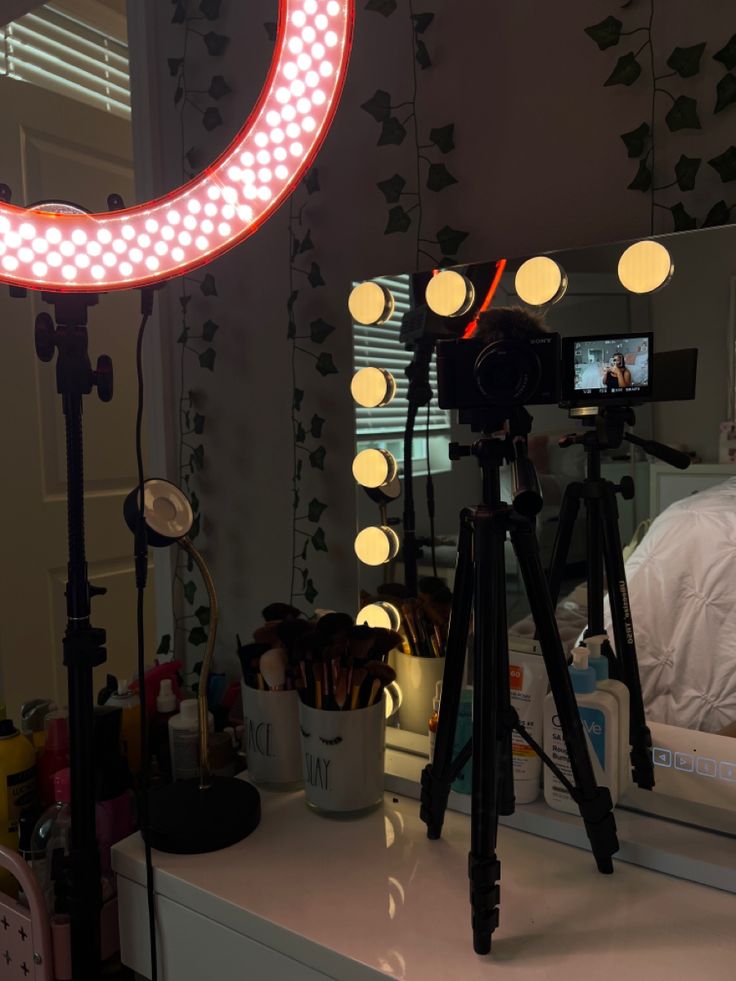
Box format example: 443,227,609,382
626,434,691,470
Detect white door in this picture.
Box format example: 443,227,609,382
0,73,155,721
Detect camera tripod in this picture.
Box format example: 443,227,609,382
420,408,619,955
547,405,691,790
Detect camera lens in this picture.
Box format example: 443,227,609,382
473,340,542,407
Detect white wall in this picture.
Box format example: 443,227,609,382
129,1,736,676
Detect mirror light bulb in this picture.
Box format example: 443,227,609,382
425,270,475,318
514,256,568,307
354,526,400,566
617,240,674,294
356,602,402,632
348,281,395,325
352,448,398,488
351,367,396,408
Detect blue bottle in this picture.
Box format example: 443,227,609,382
452,687,473,794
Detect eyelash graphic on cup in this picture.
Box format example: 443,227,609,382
319,735,343,746
0,1,355,293
300,726,311,739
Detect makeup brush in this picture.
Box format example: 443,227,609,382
365,661,396,707
350,667,368,710
253,621,284,647
260,648,288,691
334,668,348,711
262,602,303,621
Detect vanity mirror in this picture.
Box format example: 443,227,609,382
350,223,736,846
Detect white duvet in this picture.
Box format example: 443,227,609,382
605,477,736,734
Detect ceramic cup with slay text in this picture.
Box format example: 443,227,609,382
241,684,302,789
299,699,385,815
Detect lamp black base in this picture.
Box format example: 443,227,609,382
146,777,261,854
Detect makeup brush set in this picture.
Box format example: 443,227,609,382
368,577,453,659
237,605,400,712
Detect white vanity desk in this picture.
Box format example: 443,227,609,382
114,778,736,980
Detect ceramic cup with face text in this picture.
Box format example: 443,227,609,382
242,684,302,789
299,699,386,814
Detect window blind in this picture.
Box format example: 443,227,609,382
353,274,451,439
0,4,130,120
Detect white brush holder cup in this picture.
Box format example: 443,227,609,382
242,684,302,789
299,699,385,815
392,651,446,734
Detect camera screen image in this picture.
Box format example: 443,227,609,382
567,334,652,403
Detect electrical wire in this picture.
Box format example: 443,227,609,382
425,401,437,577
135,291,158,981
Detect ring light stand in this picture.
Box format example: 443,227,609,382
0,3,355,974
123,480,261,854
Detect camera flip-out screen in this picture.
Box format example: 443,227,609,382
563,332,653,405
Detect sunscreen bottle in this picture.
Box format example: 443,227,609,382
428,681,442,762
543,648,619,814
585,633,631,793
508,637,548,804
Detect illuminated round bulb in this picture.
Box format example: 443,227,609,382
356,602,402,632
354,526,400,567
351,367,396,408
292,10,306,27
617,240,674,294
425,270,475,317
514,256,568,306
121,224,135,241
119,262,133,277
352,448,398,489
348,281,395,326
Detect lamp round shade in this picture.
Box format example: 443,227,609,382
352,448,397,488
425,270,475,317
348,281,395,325
354,526,400,566
617,240,674,294
123,478,194,548
514,256,567,306
351,367,396,408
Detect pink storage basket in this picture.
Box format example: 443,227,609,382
0,846,119,980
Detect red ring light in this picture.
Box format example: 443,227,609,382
0,0,354,293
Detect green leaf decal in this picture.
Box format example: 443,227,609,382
665,95,701,132
620,122,650,158
666,43,706,79
674,155,701,192
584,16,623,51
708,146,736,182
604,52,641,86
714,73,736,114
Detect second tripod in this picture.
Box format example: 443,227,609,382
420,412,619,955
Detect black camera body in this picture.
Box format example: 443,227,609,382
436,334,561,410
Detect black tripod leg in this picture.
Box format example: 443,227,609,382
510,514,619,874
547,486,581,607
585,494,608,636
600,488,655,790
421,510,473,840
468,509,503,955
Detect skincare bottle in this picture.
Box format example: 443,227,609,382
508,637,548,804
585,633,631,793
543,649,619,814
106,679,142,776
428,681,442,762
37,711,70,808
451,687,473,795
30,767,72,913
0,719,37,896
152,679,179,781
169,699,214,781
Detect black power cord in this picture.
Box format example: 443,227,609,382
425,402,437,577
134,288,158,981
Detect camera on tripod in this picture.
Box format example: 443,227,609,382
436,328,696,415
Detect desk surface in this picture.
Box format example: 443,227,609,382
114,788,736,981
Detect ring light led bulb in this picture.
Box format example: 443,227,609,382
0,1,355,293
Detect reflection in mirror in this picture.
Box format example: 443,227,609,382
351,225,736,831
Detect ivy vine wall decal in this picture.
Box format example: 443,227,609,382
585,1,736,233
361,0,469,267
158,0,232,665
